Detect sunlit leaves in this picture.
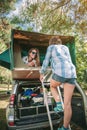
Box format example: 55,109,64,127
0,0,17,47
0,0,16,15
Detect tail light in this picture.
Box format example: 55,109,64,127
8,121,14,126
9,94,15,108
8,116,14,126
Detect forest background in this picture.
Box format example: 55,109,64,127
0,0,87,89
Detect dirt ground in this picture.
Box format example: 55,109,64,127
0,95,9,108
0,84,11,108
0,95,10,130
0,84,11,130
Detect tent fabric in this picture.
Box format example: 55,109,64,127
0,49,11,70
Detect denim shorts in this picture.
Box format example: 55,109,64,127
52,73,76,85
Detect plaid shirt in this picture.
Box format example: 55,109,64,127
40,45,77,78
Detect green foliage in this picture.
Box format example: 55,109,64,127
0,0,17,46
0,0,16,14
75,36,87,89
10,16,21,24
0,66,12,84
15,0,86,36
0,18,11,49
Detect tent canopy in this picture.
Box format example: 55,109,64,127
0,49,11,69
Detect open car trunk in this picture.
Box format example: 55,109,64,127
14,81,63,129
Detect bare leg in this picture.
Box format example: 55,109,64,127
63,83,75,128
50,79,61,102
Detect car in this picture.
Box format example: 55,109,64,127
0,29,87,130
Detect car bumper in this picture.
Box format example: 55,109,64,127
7,118,62,130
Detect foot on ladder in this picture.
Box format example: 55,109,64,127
58,126,71,130
54,102,63,113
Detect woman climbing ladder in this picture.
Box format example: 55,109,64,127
40,36,77,130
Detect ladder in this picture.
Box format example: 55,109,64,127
42,81,53,130
42,81,72,130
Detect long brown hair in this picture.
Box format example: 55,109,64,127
49,36,62,45
28,48,40,66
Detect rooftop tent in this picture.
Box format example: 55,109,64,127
11,29,76,80
12,29,76,66
0,29,76,73
0,48,11,70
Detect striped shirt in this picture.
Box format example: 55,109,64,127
40,45,77,78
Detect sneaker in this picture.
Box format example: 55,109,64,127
54,102,63,113
58,126,70,130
